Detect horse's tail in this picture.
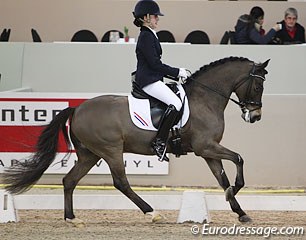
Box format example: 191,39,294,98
2,107,75,195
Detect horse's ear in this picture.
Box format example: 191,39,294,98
261,59,270,69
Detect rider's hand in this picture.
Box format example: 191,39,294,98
178,68,188,81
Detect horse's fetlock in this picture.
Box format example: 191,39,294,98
237,154,244,165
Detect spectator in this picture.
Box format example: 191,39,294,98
234,6,281,44
274,8,305,44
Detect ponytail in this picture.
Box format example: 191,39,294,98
133,18,143,27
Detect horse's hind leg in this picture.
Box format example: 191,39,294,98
62,145,100,225
205,158,251,223
104,151,165,222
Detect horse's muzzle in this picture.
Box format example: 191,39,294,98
241,108,262,123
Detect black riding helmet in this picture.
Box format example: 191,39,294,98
133,0,164,18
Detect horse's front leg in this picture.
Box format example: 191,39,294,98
198,142,245,197
224,153,245,199
205,158,251,222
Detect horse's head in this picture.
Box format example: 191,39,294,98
235,59,270,123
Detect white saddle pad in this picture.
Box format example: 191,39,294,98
128,84,190,131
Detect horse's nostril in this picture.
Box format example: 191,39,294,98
251,115,261,123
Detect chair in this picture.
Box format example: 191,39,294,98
0,29,6,41
31,29,42,42
156,30,175,42
220,31,230,44
184,30,210,44
71,30,98,42
228,31,237,44
101,30,124,42
5,29,11,41
220,31,237,45
0,28,11,42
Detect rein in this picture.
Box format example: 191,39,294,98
186,63,265,110
188,76,244,107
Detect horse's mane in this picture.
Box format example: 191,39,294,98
186,56,251,84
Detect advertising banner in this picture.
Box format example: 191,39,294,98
0,93,168,175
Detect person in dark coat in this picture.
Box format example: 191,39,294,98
234,6,281,44
275,8,305,44
132,0,188,161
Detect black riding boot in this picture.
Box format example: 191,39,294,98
152,104,179,162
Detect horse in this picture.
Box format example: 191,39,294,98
2,56,270,226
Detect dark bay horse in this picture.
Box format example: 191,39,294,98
2,57,270,225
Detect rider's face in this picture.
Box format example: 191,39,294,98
144,14,159,29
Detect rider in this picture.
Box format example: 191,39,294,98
132,0,188,161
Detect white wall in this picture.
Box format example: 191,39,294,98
1,43,306,94
0,43,24,91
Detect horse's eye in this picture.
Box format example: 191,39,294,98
254,83,263,92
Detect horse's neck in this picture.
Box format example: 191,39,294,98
185,74,234,112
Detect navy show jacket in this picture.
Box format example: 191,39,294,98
135,26,179,88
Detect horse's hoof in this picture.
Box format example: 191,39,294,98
225,186,234,201
66,218,86,228
146,211,167,223
239,214,252,223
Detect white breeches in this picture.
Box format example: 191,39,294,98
142,81,182,111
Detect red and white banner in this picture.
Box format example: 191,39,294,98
0,93,168,175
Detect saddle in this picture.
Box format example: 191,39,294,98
131,81,183,128
129,80,189,157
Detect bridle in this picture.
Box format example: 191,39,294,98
233,64,265,110
186,63,265,111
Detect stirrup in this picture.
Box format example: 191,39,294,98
158,145,168,162
152,139,169,162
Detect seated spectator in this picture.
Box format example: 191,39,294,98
234,6,281,44
274,8,305,45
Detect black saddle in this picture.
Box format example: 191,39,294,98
131,81,183,129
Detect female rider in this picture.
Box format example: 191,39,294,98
133,0,188,161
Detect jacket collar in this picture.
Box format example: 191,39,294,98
141,26,158,39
